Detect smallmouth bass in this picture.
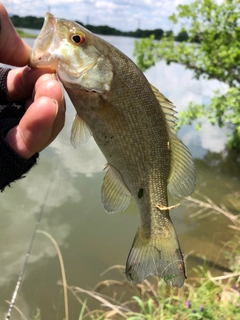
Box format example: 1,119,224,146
30,13,196,288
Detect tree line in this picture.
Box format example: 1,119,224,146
10,14,189,41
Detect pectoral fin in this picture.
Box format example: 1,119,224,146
101,164,131,213
70,113,92,148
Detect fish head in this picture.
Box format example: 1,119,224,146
30,13,113,93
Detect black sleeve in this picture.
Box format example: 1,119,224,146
0,68,39,192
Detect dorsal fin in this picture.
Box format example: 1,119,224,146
150,84,196,198
150,84,178,135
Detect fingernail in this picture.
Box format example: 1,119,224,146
52,99,59,117
53,98,66,113
52,73,57,80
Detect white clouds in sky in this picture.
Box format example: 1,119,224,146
3,0,192,31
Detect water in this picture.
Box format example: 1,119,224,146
0,34,239,319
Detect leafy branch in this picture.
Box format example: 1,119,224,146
134,0,240,149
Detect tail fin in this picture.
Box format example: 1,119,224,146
125,227,186,288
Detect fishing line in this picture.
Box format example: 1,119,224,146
5,162,60,320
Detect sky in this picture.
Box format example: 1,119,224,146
3,0,192,32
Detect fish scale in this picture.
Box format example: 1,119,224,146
30,13,196,287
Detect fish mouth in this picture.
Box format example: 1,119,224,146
29,13,59,70
37,12,55,44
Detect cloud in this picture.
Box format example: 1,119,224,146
4,0,191,31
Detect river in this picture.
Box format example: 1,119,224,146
0,32,239,319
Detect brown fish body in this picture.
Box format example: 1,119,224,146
65,59,173,229
65,60,171,200
30,14,195,287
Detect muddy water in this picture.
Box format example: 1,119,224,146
0,34,239,319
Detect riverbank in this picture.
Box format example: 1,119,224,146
16,29,36,38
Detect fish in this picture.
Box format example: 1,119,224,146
29,13,196,288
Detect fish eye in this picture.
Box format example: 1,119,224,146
71,33,85,45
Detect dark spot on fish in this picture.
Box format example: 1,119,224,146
110,136,114,139
105,135,107,139
138,188,144,199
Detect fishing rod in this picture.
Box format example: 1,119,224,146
5,166,58,320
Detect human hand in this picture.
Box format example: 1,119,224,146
0,3,65,159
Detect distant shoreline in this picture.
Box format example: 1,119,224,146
11,14,189,42
16,29,36,38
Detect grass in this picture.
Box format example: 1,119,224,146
5,193,240,320
64,262,240,320
16,29,36,39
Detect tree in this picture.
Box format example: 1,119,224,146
11,15,44,29
133,0,240,149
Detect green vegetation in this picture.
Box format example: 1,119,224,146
67,267,240,320
133,0,240,150
16,29,36,38
11,15,44,30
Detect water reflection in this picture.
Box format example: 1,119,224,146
0,34,238,319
